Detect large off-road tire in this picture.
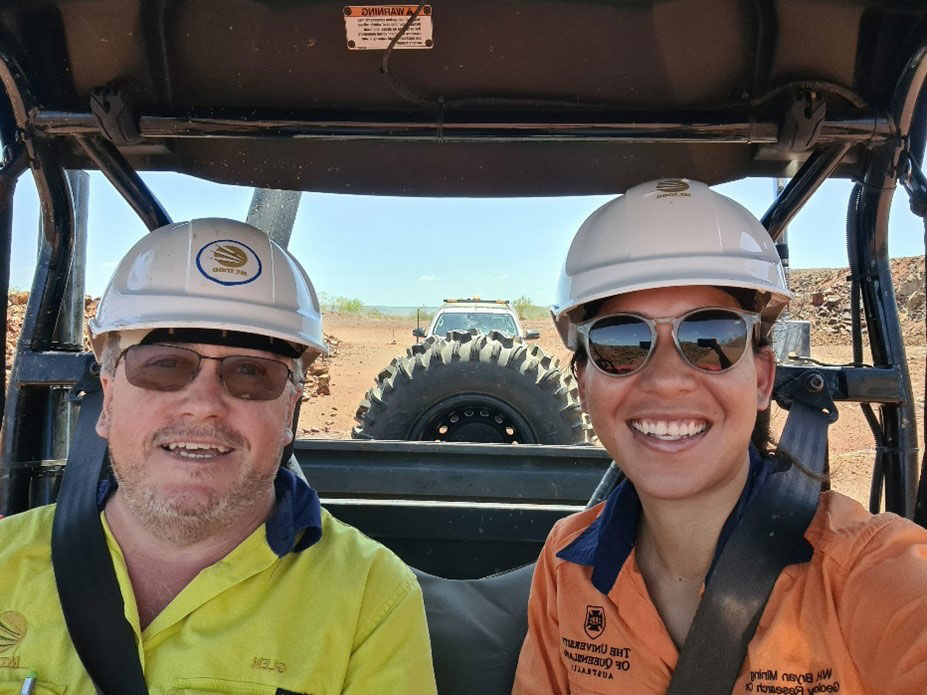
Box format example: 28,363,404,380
352,330,592,444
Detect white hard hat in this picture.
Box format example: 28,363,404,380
89,218,326,359
552,178,793,349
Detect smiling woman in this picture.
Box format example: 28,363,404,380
513,178,927,695
576,286,774,506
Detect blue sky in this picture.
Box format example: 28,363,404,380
10,173,925,307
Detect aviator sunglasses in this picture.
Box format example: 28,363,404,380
116,344,299,401
576,307,762,377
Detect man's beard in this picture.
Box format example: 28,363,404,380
109,423,283,546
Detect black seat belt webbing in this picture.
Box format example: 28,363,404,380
667,373,837,695
50,359,149,694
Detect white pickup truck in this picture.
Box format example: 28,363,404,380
413,298,540,340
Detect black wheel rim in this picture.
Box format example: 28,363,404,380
409,393,538,443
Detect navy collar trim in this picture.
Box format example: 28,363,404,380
97,467,323,557
556,446,814,595
266,467,323,556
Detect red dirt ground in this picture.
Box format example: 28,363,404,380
298,315,926,510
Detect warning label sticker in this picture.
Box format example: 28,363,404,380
344,5,433,50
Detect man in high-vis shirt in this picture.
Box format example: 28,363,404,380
0,219,437,694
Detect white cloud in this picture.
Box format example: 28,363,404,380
419,275,438,283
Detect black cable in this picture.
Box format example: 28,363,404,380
380,3,435,107
846,183,887,512
920,213,927,519
847,185,865,366
379,15,868,116
748,79,869,110
898,149,927,526
864,404,885,512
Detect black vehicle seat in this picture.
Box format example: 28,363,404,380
288,453,534,694
408,465,627,694
413,563,533,695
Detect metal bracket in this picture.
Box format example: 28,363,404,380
778,91,827,152
773,369,839,423
0,138,26,177
67,354,101,405
15,118,36,162
89,87,141,146
2,137,22,167
897,148,927,217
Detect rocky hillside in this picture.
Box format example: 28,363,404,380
788,256,925,345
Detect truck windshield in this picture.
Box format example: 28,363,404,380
433,312,518,336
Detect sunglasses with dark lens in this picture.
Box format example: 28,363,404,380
117,344,297,401
577,308,762,377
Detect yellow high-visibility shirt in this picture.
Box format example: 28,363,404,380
0,474,437,695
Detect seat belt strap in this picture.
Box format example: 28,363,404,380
50,358,149,694
667,371,837,695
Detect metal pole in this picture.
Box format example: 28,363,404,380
0,148,26,427
53,170,88,349
33,170,88,506
246,188,302,248
775,177,790,285
762,144,851,241
30,108,895,146
76,135,171,231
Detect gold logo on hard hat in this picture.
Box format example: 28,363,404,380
197,239,262,286
0,611,26,653
211,244,249,268
656,179,689,193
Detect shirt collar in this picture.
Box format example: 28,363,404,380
97,467,323,557
556,446,814,595
266,467,323,556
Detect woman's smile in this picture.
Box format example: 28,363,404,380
577,285,775,503
629,418,709,440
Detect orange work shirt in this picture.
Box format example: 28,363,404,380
514,454,927,694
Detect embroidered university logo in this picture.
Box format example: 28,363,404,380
0,611,26,653
584,605,606,640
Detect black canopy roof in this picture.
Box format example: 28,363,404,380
3,0,927,195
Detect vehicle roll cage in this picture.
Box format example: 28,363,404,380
1,34,926,533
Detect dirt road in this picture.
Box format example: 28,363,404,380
300,314,926,510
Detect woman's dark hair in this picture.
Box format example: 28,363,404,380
569,287,777,457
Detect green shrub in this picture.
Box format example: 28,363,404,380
408,307,434,323
334,297,364,314
511,295,548,320
317,293,395,318
318,293,367,315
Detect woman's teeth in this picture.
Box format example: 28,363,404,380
631,420,707,441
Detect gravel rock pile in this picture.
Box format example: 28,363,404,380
5,291,29,374
788,256,925,346
303,334,338,400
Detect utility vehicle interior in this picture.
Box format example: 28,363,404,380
1,3,927,688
